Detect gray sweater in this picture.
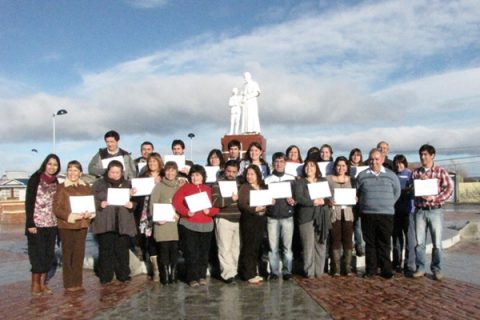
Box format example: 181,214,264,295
356,168,401,215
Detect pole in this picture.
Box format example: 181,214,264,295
52,114,56,153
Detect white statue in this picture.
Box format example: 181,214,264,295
241,72,261,134
229,88,242,135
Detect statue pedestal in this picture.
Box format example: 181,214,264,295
221,134,267,160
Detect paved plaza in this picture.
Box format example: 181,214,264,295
1,204,479,319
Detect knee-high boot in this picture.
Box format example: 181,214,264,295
31,273,42,296
332,250,341,276
150,256,160,282
40,273,52,294
344,250,353,276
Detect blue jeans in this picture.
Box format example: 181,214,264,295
267,217,294,276
415,208,443,273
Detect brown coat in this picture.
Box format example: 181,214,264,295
53,179,94,229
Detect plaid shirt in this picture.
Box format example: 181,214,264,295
412,164,453,208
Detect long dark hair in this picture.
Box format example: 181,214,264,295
206,149,225,168
245,165,266,189
302,159,322,179
333,156,350,176
37,154,61,176
285,145,303,163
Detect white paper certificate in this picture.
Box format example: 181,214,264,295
107,188,130,206
268,182,292,199
137,162,147,173
101,156,125,169
285,162,303,177
153,204,176,222
164,155,186,170
334,188,357,205
69,195,95,214
318,161,334,177
218,180,238,198
205,166,220,183
185,191,212,213
414,179,439,197
307,181,332,200
131,177,155,196
249,190,273,207
350,166,369,178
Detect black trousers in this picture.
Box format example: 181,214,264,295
361,214,393,275
156,241,179,266
96,232,131,283
238,214,266,280
27,227,57,273
179,225,211,283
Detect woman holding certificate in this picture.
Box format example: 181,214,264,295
25,154,61,295
92,160,136,284
53,160,94,292
150,161,181,285
172,165,219,287
294,159,331,278
238,165,268,284
327,156,355,276
238,142,270,179
134,152,164,281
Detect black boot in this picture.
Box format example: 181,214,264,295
160,265,168,285
169,264,177,283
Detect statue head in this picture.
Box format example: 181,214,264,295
243,72,252,82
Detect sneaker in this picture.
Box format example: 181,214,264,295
433,272,444,281
248,276,262,284
189,281,199,287
413,271,425,278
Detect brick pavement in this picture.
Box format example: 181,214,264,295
296,273,480,320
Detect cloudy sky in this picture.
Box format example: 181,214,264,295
1,0,479,176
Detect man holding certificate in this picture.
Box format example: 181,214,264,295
412,144,453,281
172,165,219,287
356,149,400,279
211,160,242,284
88,130,137,180
264,152,295,281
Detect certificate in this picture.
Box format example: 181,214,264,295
414,179,439,197
164,155,186,170
185,191,212,213
318,161,334,177
153,204,176,222
107,188,130,206
69,195,95,214
249,190,273,207
268,182,292,199
350,166,369,178
218,180,238,198
285,162,303,177
101,156,125,169
334,188,357,205
307,181,332,200
131,177,155,196
205,166,220,183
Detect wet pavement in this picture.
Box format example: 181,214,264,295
0,204,479,319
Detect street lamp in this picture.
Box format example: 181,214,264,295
187,133,195,162
52,109,68,153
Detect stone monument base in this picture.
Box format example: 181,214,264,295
221,134,267,160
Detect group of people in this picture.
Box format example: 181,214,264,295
25,130,453,294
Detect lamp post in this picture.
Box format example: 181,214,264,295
187,133,195,162
52,109,68,153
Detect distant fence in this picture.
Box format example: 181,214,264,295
458,182,480,203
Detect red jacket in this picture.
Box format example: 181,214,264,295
173,183,219,224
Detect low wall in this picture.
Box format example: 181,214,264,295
0,200,25,224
